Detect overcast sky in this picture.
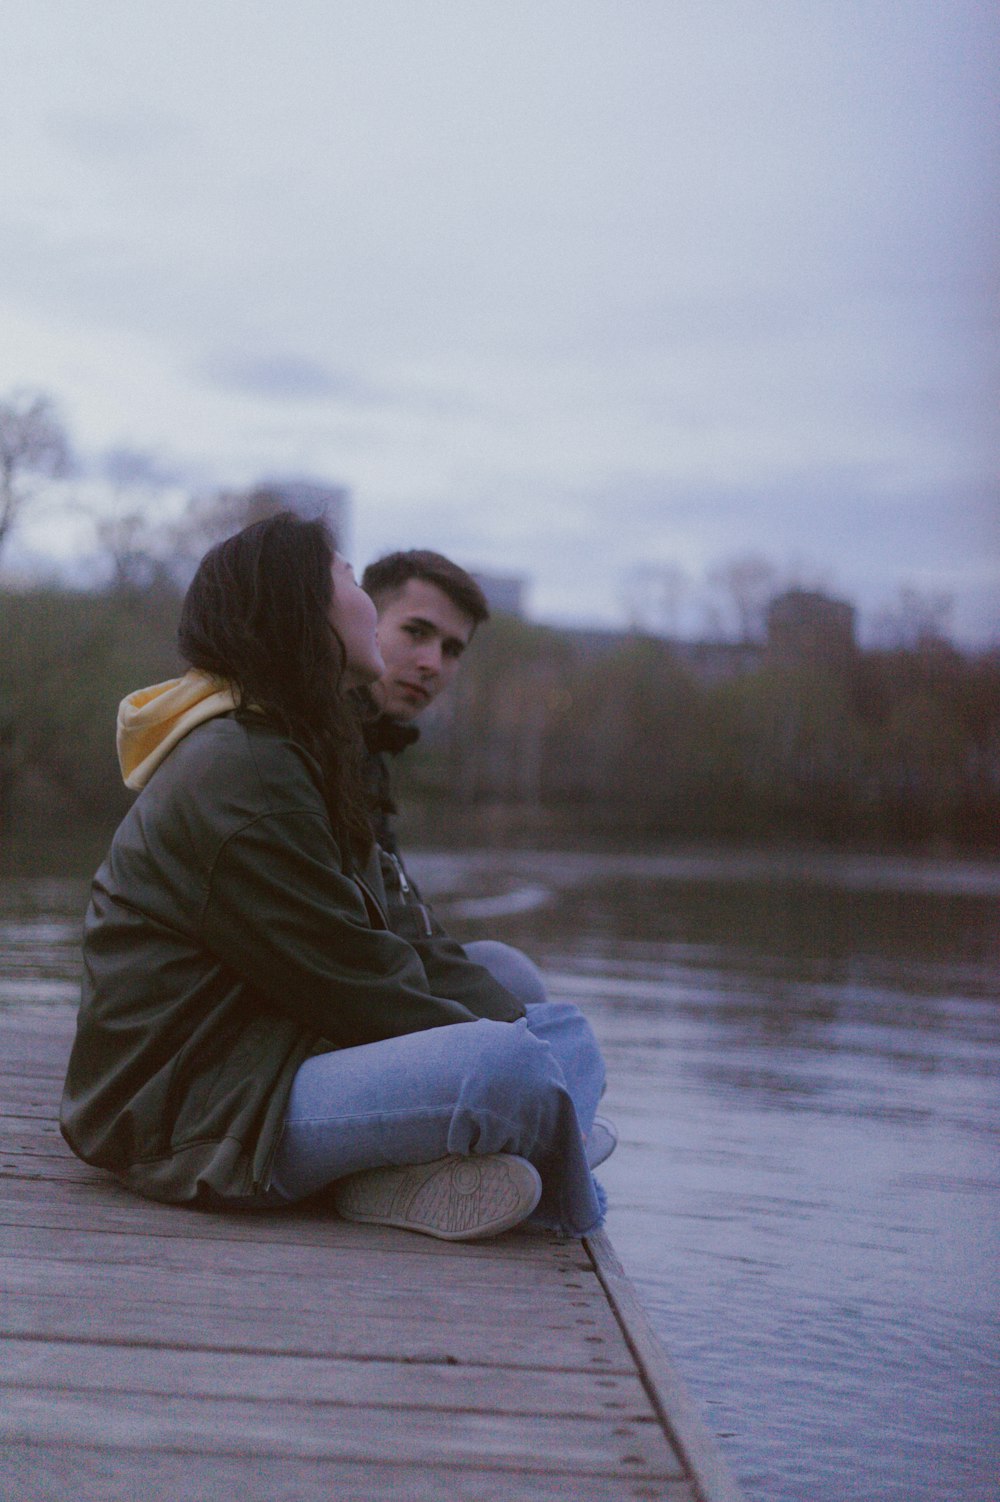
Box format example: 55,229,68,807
1,1,997,641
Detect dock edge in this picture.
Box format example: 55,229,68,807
584,1229,747,1502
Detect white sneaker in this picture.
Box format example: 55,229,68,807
587,1115,618,1169
333,1154,542,1241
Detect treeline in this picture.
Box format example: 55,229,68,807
1,581,183,868
2,582,998,869
4,384,995,863
397,615,1000,852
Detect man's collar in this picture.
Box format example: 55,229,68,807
364,713,421,756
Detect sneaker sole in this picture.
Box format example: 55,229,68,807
587,1116,618,1169
333,1154,542,1241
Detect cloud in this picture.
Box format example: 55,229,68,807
0,1,995,646
197,350,374,403
45,106,188,164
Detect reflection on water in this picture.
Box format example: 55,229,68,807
0,878,85,1009
3,850,999,1502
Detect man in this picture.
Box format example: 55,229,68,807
362,549,486,727
360,550,487,855
361,549,617,1170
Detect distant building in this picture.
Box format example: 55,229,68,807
554,625,764,682
473,572,527,617
766,588,857,667
556,595,859,681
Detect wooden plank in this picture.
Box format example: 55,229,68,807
0,1162,94,1186
2,1338,651,1420
1,1133,69,1157
0,1388,683,1480
2,1249,632,1373
3,1445,699,1502
0,1155,99,1185
0,1174,592,1265
0,1009,76,1034
0,1069,70,1089
0,1019,75,1043
0,1240,599,1310
0,1169,594,1265
3,1231,608,1318
586,1230,745,1502
0,1038,72,1075
3,1301,630,1375
0,1064,69,1086
0,1035,72,1063
0,1253,622,1348
3,1218,591,1279
0,1099,59,1119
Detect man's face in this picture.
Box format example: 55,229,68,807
373,578,476,720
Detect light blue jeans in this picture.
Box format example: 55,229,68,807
268,941,606,1236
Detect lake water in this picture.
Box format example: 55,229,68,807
3,847,998,1501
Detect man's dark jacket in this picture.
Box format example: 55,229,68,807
363,713,443,944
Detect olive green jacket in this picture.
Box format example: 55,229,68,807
59,716,523,1206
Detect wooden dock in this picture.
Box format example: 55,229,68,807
2,1008,744,1502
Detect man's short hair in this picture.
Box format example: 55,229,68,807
362,550,490,626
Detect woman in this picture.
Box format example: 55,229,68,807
61,512,606,1241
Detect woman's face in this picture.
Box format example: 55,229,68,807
328,555,385,688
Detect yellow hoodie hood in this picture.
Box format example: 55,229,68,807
117,670,239,790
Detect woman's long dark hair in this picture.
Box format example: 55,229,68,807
177,511,372,860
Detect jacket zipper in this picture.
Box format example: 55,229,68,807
383,852,433,937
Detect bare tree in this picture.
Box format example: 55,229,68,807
706,553,779,642
873,585,955,649
168,484,287,568
92,447,181,593
621,561,689,636
0,390,72,564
